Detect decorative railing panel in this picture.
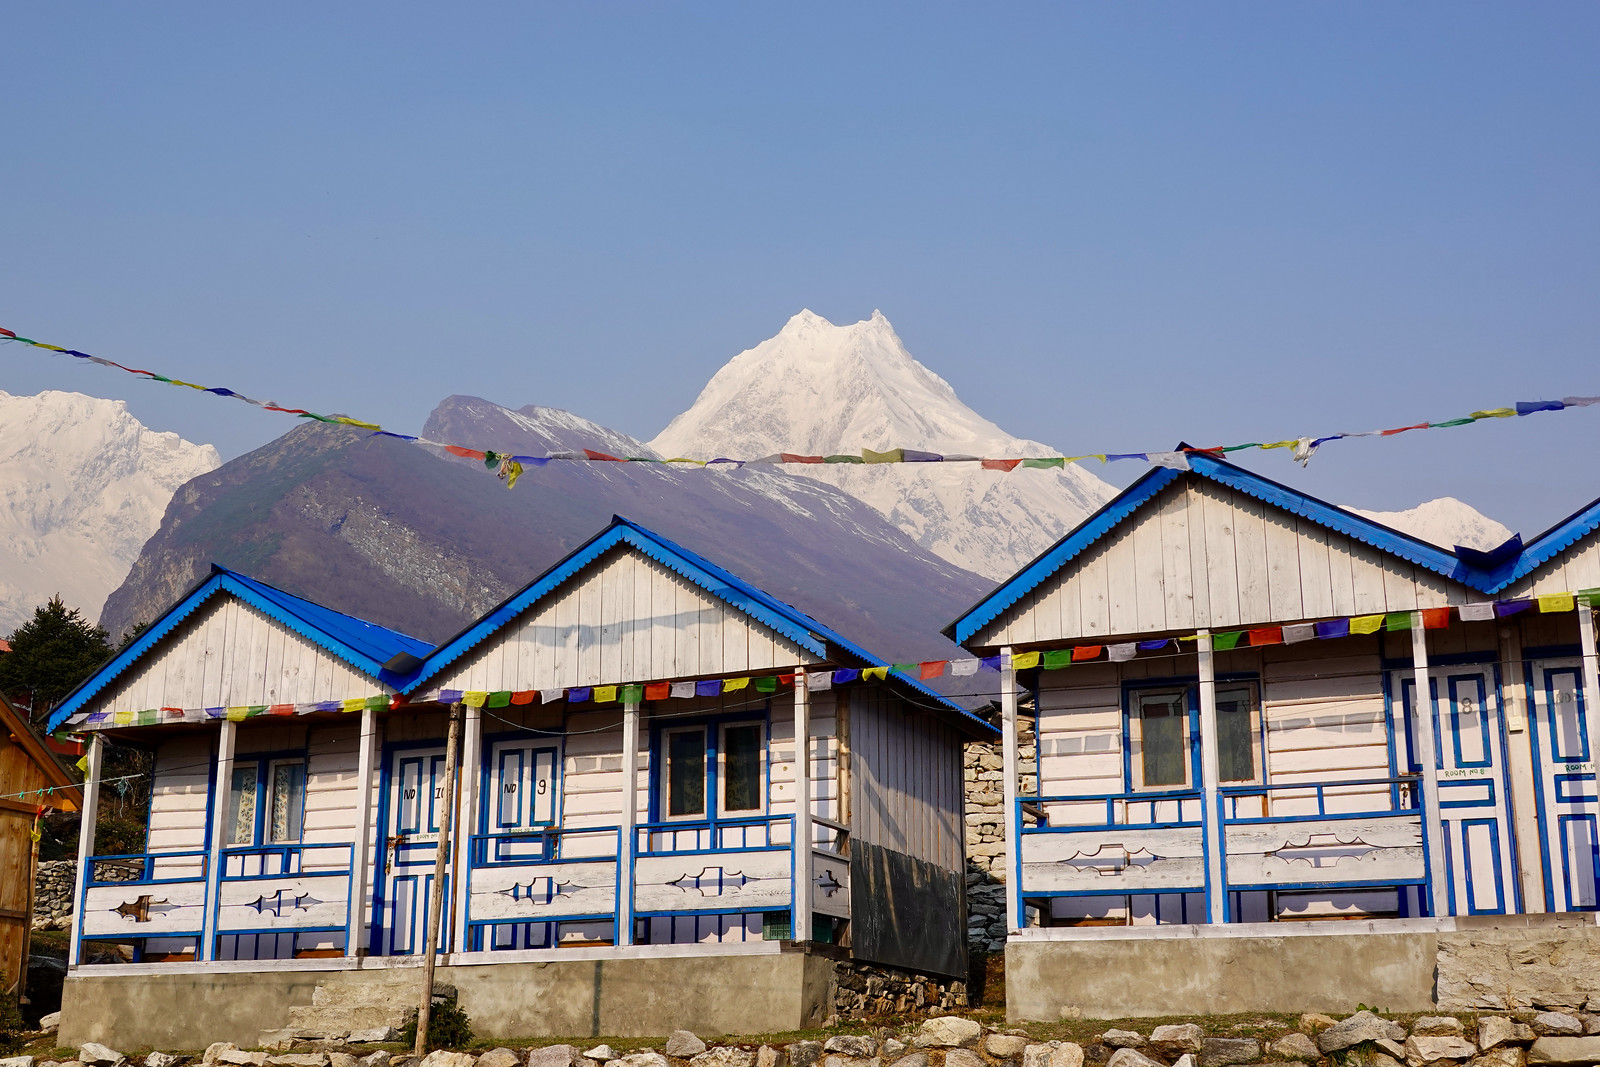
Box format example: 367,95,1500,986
80,850,210,939
466,827,621,930
1220,778,1426,891
633,814,794,916
216,843,353,934
1017,790,1206,896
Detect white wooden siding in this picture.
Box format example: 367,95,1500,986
1504,526,1600,599
93,596,385,716
976,480,1478,647
434,546,820,693
847,688,964,870
146,734,213,876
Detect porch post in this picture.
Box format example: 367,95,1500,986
793,670,812,943
617,697,640,946
999,646,1021,934
1195,630,1225,924
1411,616,1449,916
347,704,380,955
452,703,482,953
66,733,103,968
1577,599,1600,807
202,718,237,961
414,703,462,1056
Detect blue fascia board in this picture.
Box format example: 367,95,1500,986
1484,494,1600,592
48,568,430,731
946,467,1183,647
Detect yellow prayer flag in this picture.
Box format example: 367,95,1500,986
723,678,750,692
113,710,135,724
1011,651,1041,671
1350,615,1384,635
1539,593,1576,614
342,698,366,713
594,685,618,703
1259,440,1298,450
462,691,488,707
863,666,888,682
1470,408,1517,419
227,706,250,721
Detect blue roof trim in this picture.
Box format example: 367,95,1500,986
1486,494,1600,592
410,516,992,734
945,451,1525,649
47,568,432,731
946,467,1183,646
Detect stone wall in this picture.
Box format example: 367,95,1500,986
1436,919,1600,1011
33,859,142,930
829,958,968,1019
963,719,1034,956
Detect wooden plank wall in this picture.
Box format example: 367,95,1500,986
846,688,963,871
147,733,213,876
1506,526,1600,598
978,479,1476,647
92,597,384,716
433,546,820,693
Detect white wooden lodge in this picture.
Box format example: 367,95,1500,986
50,518,989,1042
947,452,1600,1016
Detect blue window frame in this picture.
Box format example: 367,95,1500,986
227,754,307,846
651,711,770,824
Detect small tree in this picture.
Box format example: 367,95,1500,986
0,595,114,726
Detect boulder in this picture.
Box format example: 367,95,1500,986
613,1056,669,1067
667,1035,708,1059
327,1056,357,1067
892,1057,928,1067
1102,1034,1144,1051
39,1012,62,1032
0,1058,33,1067
582,1054,617,1065
1199,1039,1259,1066
266,1057,328,1067
79,1047,126,1067
418,1055,475,1067
691,1052,755,1067
260,1036,303,1055
986,1038,1029,1062
756,1051,780,1067
360,1056,392,1067
477,1052,519,1067
1319,1013,1408,1054
944,1052,983,1067
1530,1016,1582,1039
913,1019,983,1050
1150,1027,1205,1057
527,1050,579,1067
1268,1034,1319,1061
1472,1050,1526,1067
203,1048,239,1067
1404,1037,1478,1064
1106,1052,1162,1067
1526,1037,1600,1065
1479,1020,1536,1052
822,1042,875,1060
348,1032,401,1046
147,1054,183,1067
1376,1040,1407,1060
1414,1021,1465,1039
1300,1016,1337,1034
787,1046,821,1067
1174,1057,1197,1067
218,1056,268,1067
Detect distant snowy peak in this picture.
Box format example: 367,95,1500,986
1346,497,1514,553
650,310,1115,581
0,390,219,633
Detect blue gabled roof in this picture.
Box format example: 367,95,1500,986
47,567,432,731
945,450,1513,648
1485,494,1600,592
410,516,993,735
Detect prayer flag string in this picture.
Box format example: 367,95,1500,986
4,327,1597,488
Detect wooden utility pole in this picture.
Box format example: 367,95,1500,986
415,703,463,1055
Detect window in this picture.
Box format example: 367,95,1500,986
1215,686,1262,784
226,757,307,846
1134,691,1189,789
659,720,766,820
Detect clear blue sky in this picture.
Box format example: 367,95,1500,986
4,4,1597,535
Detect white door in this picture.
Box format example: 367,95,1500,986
1526,659,1600,911
1396,666,1518,914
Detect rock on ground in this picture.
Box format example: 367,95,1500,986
985,1037,1029,1061
692,1051,756,1067
0,1057,34,1067
203,1046,239,1066
1149,1025,1204,1056
78,1047,125,1067
1105,1051,1162,1067
1198,1038,1259,1065
146,1055,181,1067
944,1051,984,1067
1403,1036,1478,1064
477,1051,519,1067
1270,1034,1319,1061
418,1054,475,1067
612,1055,669,1067
1101,1033,1144,1050
666,1034,708,1059
1532,1015,1584,1038
581,1052,617,1065
348,1030,400,1046
1479,1020,1536,1052
1413,1019,1465,1038
1527,1037,1600,1065
787,1044,822,1067
756,1049,781,1067
822,1040,876,1059
1473,1050,1526,1067
913,1018,983,1049
1318,1012,1408,1054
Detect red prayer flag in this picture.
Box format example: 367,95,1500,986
778,673,796,686
161,707,183,717
1071,645,1102,662
1249,627,1283,646
920,660,948,680
781,453,825,464
0,327,15,338
445,445,487,460
1185,446,1226,456
981,459,1022,472
510,690,536,705
1380,423,1429,437
645,682,670,701
1421,607,1451,629
268,703,295,716
583,449,624,461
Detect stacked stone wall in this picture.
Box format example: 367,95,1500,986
962,720,1033,956
829,958,968,1019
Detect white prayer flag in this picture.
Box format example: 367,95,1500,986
1283,623,1316,644
950,658,981,676
1147,451,1191,470
1459,603,1496,622
808,670,833,691
669,681,696,699
1108,643,1138,662
541,689,564,704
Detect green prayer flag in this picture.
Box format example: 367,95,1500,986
137,708,160,725
488,691,512,708
892,662,918,675
1021,457,1065,469
754,676,778,693
365,694,388,710
1429,418,1477,428
1581,587,1600,605
1222,443,1263,452
1212,631,1244,651
824,454,864,464
483,452,500,468
1041,649,1073,670
620,684,645,703
1384,612,1413,631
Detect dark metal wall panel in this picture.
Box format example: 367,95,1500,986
849,839,967,980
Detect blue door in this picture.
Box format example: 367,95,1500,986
376,747,449,954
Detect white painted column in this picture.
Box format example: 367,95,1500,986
346,704,381,956
1411,616,1449,916
617,698,641,946
66,733,103,968
1498,623,1546,912
1577,601,1600,811
793,670,813,943
202,718,238,961
451,703,482,952
999,646,1021,934
1195,630,1225,924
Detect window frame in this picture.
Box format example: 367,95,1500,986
1212,681,1264,787
661,724,711,822
1128,687,1193,792
650,707,771,825
223,751,309,848
1121,676,1265,794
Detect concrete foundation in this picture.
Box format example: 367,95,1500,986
59,947,837,1051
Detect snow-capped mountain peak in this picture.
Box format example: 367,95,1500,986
651,310,1114,579
1345,497,1514,553
0,390,220,634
